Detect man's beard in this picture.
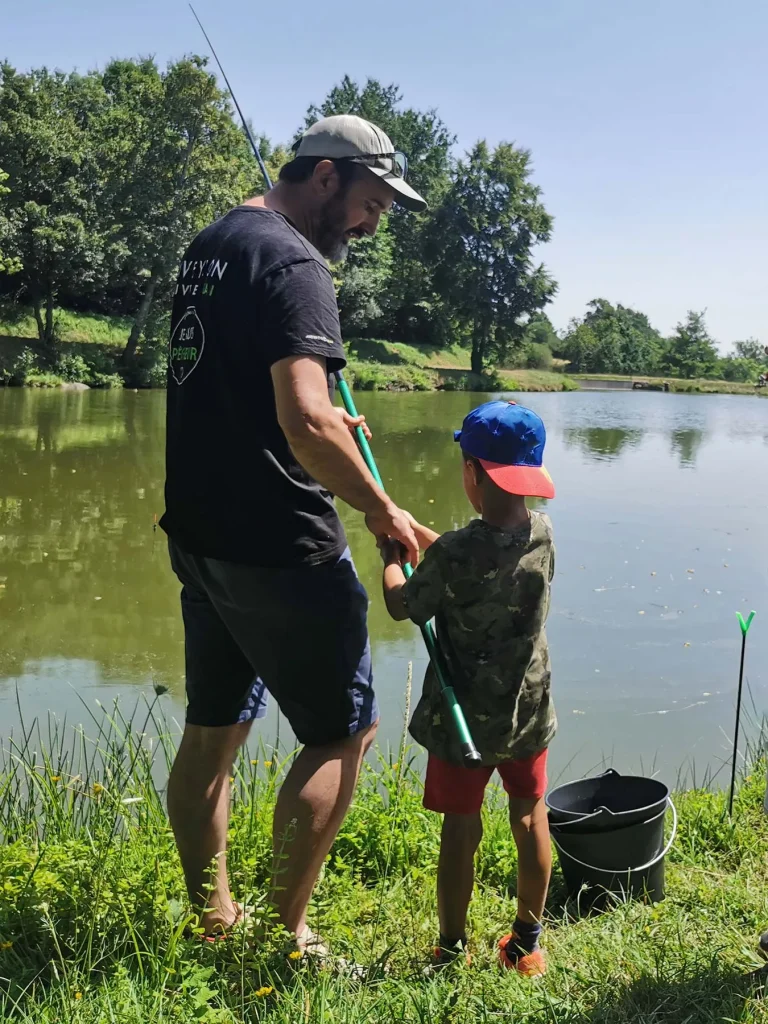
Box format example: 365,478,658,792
314,195,351,263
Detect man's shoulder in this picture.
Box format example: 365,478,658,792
194,207,332,281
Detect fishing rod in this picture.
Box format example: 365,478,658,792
189,5,272,190
189,6,481,766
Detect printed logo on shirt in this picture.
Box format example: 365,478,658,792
169,306,205,385
305,334,335,345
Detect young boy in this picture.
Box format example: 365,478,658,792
380,400,556,976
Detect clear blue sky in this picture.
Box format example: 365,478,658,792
5,0,766,348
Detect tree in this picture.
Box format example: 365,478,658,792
0,167,21,274
304,77,454,343
733,338,767,362
664,311,719,379
558,321,601,373
427,141,556,373
0,63,107,347
94,57,256,363
558,299,665,374
336,221,394,334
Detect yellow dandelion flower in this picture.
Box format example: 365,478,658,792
392,762,399,771
229,776,235,783
92,783,104,795
50,776,60,782
0,941,13,951
74,992,82,1000
256,985,274,997
264,761,273,768
289,949,303,960
250,759,258,765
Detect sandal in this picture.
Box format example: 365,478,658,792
498,932,546,977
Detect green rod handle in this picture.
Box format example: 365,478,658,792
334,370,482,768
335,374,384,489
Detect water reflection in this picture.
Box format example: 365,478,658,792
1,387,766,781
563,427,644,461
670,429,705,468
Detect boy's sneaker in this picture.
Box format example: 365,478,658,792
423,938,471,976
498,932,546,977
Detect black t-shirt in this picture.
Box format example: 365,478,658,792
160,206,348,567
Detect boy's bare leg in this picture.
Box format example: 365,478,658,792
270,721,377,940
437,812,483,943
168,721,251,935
508,796,551,925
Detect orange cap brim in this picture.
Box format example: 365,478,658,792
478,460,555,499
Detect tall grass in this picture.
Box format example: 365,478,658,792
0,307,131,346
1,695,768,1021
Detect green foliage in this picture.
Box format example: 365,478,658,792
560,299,665,374
717,356,762,383
733,338,768,362
3,703,768,1023
427,140,556,374
0,346,38,384
307,77,455,346
0,63,108,346
337,223,394,334
346,360,435,391
664,311,719,379
525,342,553,370
0,166,20,274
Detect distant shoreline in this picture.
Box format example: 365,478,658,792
1,319,766,396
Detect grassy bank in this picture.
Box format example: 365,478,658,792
347,338,578,392
1,308,765,396
575,373,766,397
2,699,768,1022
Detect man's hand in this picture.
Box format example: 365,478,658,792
402,512,441,551
334,407,372,441
365,503,419,568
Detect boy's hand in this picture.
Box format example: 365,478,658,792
378,537,407,566
335,407,372,441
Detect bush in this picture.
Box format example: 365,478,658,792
440,369,505,392
525,342,553,371
54,353,90,382
1,348,40,385
717,357,761,383
90,372,125,389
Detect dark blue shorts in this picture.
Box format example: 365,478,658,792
168,539,378,745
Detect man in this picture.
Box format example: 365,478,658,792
160,115,426,952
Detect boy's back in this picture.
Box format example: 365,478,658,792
404,510,556,766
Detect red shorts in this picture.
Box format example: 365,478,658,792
423,749,548,815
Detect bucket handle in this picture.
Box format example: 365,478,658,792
550,798,678,876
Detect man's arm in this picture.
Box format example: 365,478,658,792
272,354,419,566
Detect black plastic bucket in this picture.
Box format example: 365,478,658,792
547,770,676,909
546,768,668,829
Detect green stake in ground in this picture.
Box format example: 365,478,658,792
335,376,482,768
729,609,756,817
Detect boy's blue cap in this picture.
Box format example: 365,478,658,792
454,400,555,499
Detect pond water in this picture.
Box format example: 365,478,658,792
1,387,766,787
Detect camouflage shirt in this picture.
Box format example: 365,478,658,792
402,512,556,766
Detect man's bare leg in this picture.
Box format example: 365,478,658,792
270,721,377,940
167,721,251,935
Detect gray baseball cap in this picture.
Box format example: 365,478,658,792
294,114,427,213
